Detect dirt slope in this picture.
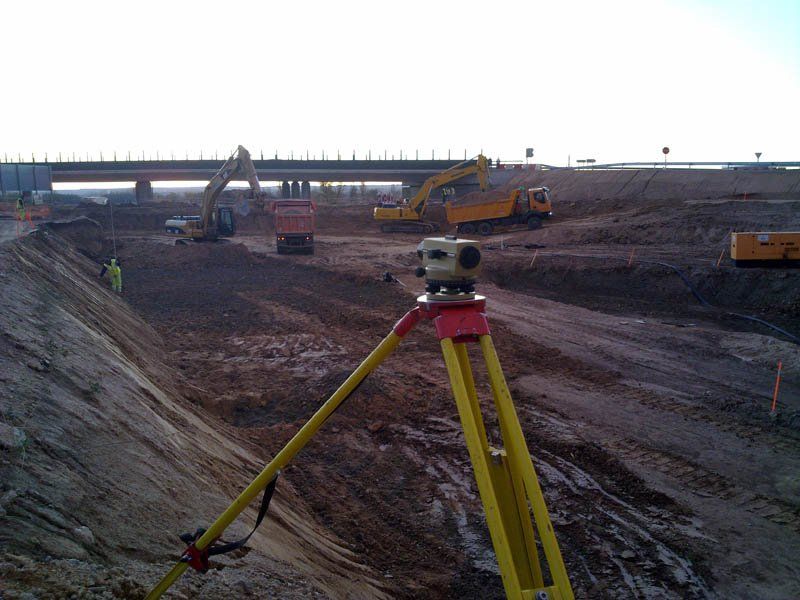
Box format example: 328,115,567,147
507,167,800,202
0,227,387,598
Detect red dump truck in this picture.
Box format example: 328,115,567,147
271,200,316,254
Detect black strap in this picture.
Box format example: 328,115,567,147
177,375,367,561
208,473,279,556
319,374,368,429
179,473,279,558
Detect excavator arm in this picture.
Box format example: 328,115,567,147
165,145,264,241
199,145,263,235
408,155,490,217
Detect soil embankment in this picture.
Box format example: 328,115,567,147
507,167,800,202
0,226,387,598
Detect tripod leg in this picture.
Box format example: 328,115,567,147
454,342,545,587
479,335,574,599
453,342,489,450
441,338,529,599
146,325,411,599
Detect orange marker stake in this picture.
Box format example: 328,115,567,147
627,247,636,267
529,249,539,268
716,248,725,268
771,361,782,413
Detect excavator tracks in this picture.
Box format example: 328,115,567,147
379,221,438,234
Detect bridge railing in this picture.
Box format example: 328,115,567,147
0,149,491,164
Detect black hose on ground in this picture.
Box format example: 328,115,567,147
523,251,800,345
648,260,712,307
643,259,800,345
725,312,800,345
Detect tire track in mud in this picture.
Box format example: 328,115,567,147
513,411,716,598
390,414,714,599
605,438,800,533
535,450,714,599
587,376,800,452
517,370,800,534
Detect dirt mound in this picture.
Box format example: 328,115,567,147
52,204,186,233
123,238,257,269
42,217,108,258
0,230,387,598
487,252,800,321
448,189,509,207
506,167,800,202
512,197,800,248
315,203,377,235
233,211,274,233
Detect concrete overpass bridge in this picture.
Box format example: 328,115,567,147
41,157,512,202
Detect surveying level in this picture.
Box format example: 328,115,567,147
415,235,482,299
146,236,574,600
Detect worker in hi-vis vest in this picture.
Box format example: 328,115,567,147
100,257,122,292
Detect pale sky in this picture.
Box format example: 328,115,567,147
3,0,798,167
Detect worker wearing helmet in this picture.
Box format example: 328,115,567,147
100,257,122,293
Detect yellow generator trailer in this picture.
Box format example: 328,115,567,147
731,232,800,267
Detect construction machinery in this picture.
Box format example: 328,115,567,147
165,145,264,242
446,186,552,236
373,155,490,233
731,231,800,267
272,199,316,254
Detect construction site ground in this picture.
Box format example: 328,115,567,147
2,190,799,599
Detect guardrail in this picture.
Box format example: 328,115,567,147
541,161,800,170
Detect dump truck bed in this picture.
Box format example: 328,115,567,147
273,200,315,233
445,191,516,224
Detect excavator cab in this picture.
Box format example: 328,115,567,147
217,207,235,236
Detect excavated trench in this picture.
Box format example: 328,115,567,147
116,237,729,598
4,195,800,598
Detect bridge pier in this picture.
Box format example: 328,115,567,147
301,181,311,199
281,181,290,199
135,180,153,204
290,181,300,199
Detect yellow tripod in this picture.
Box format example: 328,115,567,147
146,294,573,600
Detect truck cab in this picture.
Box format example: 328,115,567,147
522,187,551,217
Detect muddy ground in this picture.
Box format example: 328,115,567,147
4,192,800,598
120,194,800,598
